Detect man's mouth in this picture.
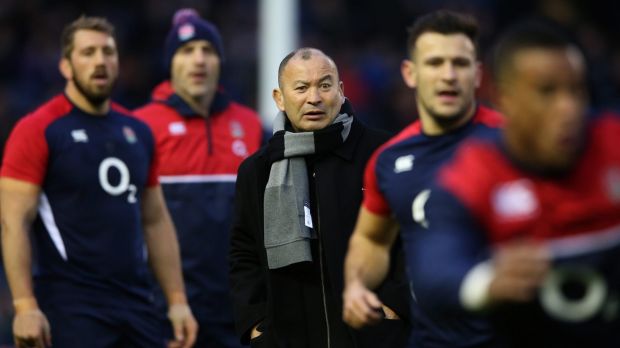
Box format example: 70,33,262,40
303,110,326,120
438,90,459,97
437,90,459,102
190,72,207,81
91,71,109,85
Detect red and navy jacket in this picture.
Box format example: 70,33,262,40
1,94,159,310
412,113,620,347
133,81,263,322
362,105,503,348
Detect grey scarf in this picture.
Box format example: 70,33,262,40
264,100,354,269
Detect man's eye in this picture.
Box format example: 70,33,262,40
103,47,116,56
538,85,556,96
453,58,471,67
426,59,443,66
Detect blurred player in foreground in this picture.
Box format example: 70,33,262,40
406,20,620,348
343,10,502,347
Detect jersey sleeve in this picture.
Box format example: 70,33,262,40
144,126,160,188
361,149,391,216
408,185,490,315
146,150,160,187
0,115,48,185
130,114,160,188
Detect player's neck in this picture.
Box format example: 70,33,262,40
177,89,215,118
502,130,577,177
64,83,110,116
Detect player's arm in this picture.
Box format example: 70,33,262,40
1,178,51,348
408,187,549,315
343,206,399,329
140,186,197,348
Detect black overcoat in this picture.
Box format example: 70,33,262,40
229,118,411,348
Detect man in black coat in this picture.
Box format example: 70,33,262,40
229,47,411,348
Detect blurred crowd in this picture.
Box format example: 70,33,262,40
1,0,619,344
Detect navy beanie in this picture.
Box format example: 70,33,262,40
164,8,225,70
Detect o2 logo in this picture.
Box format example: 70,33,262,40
540,266,617,323
98,157,137,203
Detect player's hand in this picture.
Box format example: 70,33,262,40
13,308,52,348
167,303,198,348
250,321,263,339
489,241,550,303
342,280,385,329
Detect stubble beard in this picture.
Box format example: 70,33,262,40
72,68,114,108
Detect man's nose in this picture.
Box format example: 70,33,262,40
307,87,321,104
442,65,457,81
193,50,207,64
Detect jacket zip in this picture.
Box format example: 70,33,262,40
205,116,213,155
314,170,331,348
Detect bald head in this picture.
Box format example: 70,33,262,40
272,47,344,132
277,48,339,88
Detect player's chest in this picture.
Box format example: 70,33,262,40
155,117,254,174
45,123,150,186
379,141,459,224
483,165,620,243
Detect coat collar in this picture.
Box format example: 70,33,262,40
258,117,364,162
150,80,230,118
331,117,363,161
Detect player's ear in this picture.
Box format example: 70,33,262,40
401,59,417,88
59,58,73,80
272,88,285,112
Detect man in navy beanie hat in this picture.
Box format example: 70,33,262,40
164,8,225,71
135,8,263,348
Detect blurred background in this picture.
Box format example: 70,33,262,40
1,0,619,344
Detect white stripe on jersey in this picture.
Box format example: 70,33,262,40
39,194,68,261
548,223,620,260
158,174,237,184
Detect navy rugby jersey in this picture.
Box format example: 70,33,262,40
363,105,502,347
413,113,620,348
1,94,159,309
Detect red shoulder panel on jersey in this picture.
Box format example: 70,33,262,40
1,94,73,185
473,105,504,128
362,120,422,216
111,102,132,115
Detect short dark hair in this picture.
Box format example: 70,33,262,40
61,15,115,58
406,10,479,59
492,19,574,86
277,47,337,87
